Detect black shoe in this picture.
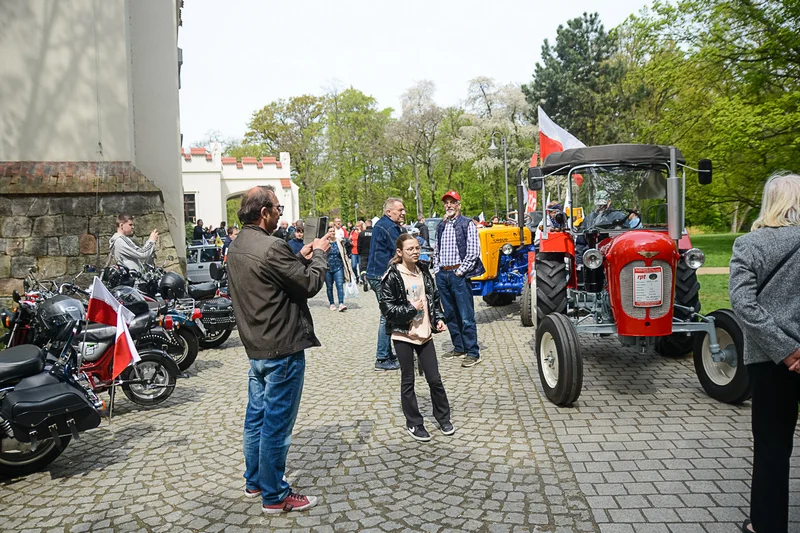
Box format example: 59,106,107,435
440,422,455,436
461,356,481,368
742,519,754,533
406,425,431,442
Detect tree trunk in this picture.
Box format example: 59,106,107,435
730,202,739,233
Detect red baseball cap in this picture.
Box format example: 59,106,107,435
442,190,461,202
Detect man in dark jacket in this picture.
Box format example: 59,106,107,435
366,198,406,371
358,219,373,287
226,185,330,515
414,215,430,243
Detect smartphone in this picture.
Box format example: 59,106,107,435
302,216,329,244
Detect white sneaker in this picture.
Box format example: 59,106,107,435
330,304,337,311
338,304,347,312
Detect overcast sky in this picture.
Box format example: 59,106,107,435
178,0,651,147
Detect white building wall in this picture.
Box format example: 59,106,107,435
182,148,298,227
0,0,133,161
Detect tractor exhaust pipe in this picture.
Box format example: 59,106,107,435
517,168,525,245
667,147,682,242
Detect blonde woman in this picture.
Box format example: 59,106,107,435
729,173,800,533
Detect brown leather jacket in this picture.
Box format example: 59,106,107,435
226,225,327,359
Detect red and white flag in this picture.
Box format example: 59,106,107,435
538,106,586,186
112,308,140,379
87,277,134,326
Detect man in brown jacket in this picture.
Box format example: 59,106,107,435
226,185,329,514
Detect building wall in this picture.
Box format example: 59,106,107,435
182,147,299,226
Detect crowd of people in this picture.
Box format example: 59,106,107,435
110,176,800,530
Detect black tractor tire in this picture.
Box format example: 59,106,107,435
167,329,200,371
535,313,583,406
482,293,514,307
121,353,178,406
655,262,701,357
693,309,751,404
198,327,233,350
0,436,71,478
536,252,568,323
520,276,535,327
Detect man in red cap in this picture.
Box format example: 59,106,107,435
433,190,484,367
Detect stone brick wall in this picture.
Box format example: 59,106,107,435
0,161,182,296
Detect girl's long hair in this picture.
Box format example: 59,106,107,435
390,233,418,265
752,172,800,230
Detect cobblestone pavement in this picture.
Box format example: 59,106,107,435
1,289,798,532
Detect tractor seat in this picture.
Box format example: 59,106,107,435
188,282,217,300
0,345,45,384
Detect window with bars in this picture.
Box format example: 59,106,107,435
184,193,196,222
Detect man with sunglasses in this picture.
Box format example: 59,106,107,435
226,186,330,515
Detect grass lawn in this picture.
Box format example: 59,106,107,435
690,233,743,268
698,274,730,313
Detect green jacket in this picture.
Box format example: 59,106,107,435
226,225,327,359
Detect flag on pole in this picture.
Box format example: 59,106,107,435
111,308,141,379
526,190,537,212
538,106,586,186
478,212,485,223
202,234,209,246
87,277,134,327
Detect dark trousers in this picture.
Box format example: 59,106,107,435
749,361,800,533
435,269,480,358
393,339,450,428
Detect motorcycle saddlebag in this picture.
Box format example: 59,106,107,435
0,381,101,443
199,297,236,332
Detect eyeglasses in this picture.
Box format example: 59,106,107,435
266,204,284,216
403,246,421,253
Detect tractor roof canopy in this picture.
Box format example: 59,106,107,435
541,144,685,174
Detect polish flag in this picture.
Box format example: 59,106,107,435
87,277,134,327
526,153,538,212
112,308,141,379
538,106,586,186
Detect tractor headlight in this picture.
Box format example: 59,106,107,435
501,243,514,255
683,248,706,269
582,248,604,270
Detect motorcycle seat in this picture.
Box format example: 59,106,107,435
83,323,117,343
0,345,45,385
188,282,217,300
129,312,154,336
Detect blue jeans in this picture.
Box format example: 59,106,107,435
351,254,360,275
436,270,480,359
325,268,345,305
243,352,305,505
368,277,395,361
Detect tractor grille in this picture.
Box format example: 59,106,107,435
619,260,673,319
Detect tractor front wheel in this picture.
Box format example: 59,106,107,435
520,275,536,327
536,252,568,323
536,313,583,406
693,309,751,404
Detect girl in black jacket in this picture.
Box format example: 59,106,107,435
379,233,453,442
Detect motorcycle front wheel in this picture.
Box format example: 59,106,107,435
0,435,71,478
120,354,177,406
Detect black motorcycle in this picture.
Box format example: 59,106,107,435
0,297,103,477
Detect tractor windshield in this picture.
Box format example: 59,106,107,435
569,165,669,232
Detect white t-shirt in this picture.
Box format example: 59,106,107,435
391,263,432,345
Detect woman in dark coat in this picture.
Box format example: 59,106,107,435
729,173,800,533
379,233,453,442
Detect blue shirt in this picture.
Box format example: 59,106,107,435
366,215,403,279
327,241,344,273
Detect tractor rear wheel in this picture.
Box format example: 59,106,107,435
483,293,514,307
693,309,751,404
536,253,568,323
655,262,701,357
520,275,536,327
536,313,583,406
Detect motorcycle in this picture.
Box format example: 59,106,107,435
100,264,202,371
0,297,103,477
4,270,180,407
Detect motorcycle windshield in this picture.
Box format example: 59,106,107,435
567,165,669,232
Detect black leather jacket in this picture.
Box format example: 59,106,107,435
379,262,446,336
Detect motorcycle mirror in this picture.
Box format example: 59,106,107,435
12,290,20,303
28,265,38,274
209,261,224,281
84,264,97,273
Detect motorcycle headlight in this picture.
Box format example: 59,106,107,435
683,248,706,269
501,243,514,255
582,248,604,270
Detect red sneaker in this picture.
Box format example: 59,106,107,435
262,492,318,514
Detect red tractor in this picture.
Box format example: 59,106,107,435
524,144,749,406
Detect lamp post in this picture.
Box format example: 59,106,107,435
354,202,358,223
489,132,509,219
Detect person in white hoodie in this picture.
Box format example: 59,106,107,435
109,214,159,272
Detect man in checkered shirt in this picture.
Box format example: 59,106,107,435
433,190,484,367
